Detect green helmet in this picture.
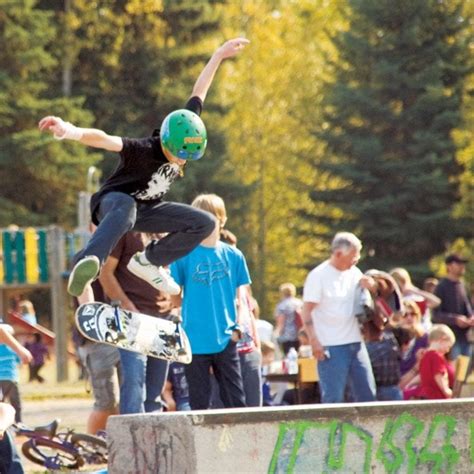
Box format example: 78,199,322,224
160,109,207,160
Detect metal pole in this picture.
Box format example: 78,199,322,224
48,226,68,381
62,0,72,97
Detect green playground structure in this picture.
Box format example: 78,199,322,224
0,227,89,286
0,226,90,382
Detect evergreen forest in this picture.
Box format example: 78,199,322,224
1,0,473,315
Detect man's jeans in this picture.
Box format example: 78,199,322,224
317,342,376,403
119,349,169,414
376,385,403,401
79,192,215,266
450,338,472,361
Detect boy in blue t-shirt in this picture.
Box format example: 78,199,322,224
171,194,251,409
0,344,22,422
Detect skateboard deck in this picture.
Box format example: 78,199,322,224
75,303,192,364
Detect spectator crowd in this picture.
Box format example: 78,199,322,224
67,226,471,430
0,224,471,474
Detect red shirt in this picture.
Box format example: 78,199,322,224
419,350,454,399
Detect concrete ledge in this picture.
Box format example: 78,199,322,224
108,399,474,473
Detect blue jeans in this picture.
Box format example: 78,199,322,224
376,385,403,401
119,349,169,414
82,192,215,266
240,350,262,407
317,342,376,403
450,338,472,361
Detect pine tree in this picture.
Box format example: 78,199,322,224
314,0,474,276
0,0,99,227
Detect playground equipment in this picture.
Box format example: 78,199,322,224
0,226,90,382
0,167,100,381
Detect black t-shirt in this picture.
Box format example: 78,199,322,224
433,277,473,339
110,232,171,317
90,96,202,222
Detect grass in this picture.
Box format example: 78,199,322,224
19,357,93,401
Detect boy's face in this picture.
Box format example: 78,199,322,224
439,337,454,355
433,336,453,355
162,146,187,166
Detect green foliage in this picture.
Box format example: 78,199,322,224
220,1,342,314
0,0,100,228
1,0,472,311
315,0,474,276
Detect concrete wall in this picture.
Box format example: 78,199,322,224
107,399,474,473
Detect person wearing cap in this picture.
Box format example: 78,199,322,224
38,38,249,299
432,254,473,360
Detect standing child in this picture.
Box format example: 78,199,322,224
0,341,22,422
25,333,49,383
418,324,456,400
38,38,249,298
274,283,303,355
261,341,276,406
170,194,251,409
162,362,191,412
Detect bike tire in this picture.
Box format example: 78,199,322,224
21,438,81,469
70,432,108,464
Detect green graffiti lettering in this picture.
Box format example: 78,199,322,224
327,422,373,473
470,420,474,465
268,420,372,473
270,414,470,473
418,414,459,473
376,413,424,473
268,423,296,474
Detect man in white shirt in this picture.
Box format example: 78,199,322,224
301,232,376,403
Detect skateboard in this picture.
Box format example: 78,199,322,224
75,302,192,364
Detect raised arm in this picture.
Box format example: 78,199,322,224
38,116,123,152
191,38,250,103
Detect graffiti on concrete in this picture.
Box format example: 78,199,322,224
269,413,466,474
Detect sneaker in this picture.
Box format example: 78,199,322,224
68,256,100,297
127,252,181,295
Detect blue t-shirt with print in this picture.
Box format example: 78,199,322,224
171,242,251,354
0,344,20,382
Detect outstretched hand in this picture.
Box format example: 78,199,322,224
17,346,33,364
38,116,67,137
216,38,250,59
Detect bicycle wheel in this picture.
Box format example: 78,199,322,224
21,438,81,469
71,432,108,464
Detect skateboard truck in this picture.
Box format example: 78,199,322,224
171,314,187,356
111,300,126,340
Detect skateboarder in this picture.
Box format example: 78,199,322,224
38,37,249,297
